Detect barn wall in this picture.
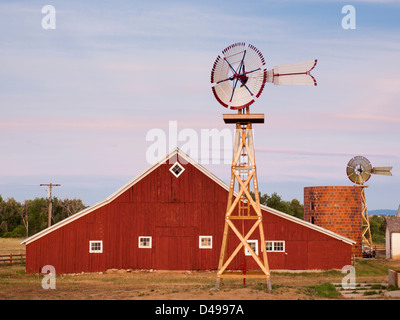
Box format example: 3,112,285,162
26,156,353,274
391,233,400,260
238,210,352,271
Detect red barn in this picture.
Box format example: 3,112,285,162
22,148,355,274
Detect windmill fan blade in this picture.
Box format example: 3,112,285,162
347,172,359,183
356,175,366,184
271,60,317,86
346,165,356,177
360,171,371,182
371,167,393,176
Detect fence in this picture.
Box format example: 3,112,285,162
374,244,386,252
0,253,26,265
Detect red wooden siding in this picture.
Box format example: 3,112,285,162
25,153,353,274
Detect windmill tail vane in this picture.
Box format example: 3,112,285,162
267,60,318,86
371,166,393,176
211,42,317,110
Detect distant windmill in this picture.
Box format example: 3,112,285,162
346,156,392,254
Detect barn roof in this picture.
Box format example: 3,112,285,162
21,148,356,246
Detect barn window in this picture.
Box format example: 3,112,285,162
199,236,212,249
89,241,103,253
169,162,185,178
139,236,152,248
265,241,285,252
245,240,258,256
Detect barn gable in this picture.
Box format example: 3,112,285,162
22,148,355,273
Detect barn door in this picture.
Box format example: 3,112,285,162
156,236,194,270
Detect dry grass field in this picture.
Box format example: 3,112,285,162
1,238,400,300
0,237,25,254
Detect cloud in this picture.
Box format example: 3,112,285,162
333,113,400,123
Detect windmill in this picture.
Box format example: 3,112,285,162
212,42,317,289
346,156,392,256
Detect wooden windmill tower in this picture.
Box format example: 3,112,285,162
346,156,392,255
211,42,317,288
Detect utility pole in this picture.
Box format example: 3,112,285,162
40,183,61,228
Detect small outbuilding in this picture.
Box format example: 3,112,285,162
385,215,400,260
22,148,355,274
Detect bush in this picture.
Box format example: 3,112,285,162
3,225,26,238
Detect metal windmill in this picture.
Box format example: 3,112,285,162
346,156,392,254
212,42,317,289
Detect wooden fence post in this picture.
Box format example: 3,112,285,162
0,254,25,265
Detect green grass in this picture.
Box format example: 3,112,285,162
355,259,396,277
272,269,342,277
305,282,341,298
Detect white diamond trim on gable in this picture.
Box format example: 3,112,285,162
169,161,185,178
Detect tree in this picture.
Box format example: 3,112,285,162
53,198,86,222
0,197,22,237
251,191,304,219
289,199,304,220
25,197,49,236
370,215,385,244
18,201,30,238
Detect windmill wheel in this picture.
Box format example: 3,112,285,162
211,42,267,110
346,156,372,184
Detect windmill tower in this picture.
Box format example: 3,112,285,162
346,156,392,254
211,42,317,288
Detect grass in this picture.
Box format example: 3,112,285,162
0,238,25,254
304,282,341,298
354,259,394,277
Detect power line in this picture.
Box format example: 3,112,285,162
40,183,61,228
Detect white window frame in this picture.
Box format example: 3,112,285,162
169,161,185,178
139,236,152,248
199,236,213,249
89,240,103,253
245,240,258,256
265,241,285,252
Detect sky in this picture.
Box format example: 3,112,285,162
0,0,399,211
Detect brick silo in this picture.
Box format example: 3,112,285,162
304,186,363,257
